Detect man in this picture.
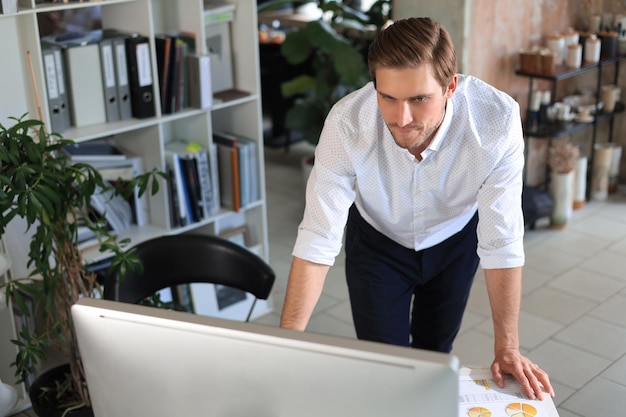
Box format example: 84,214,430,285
280,17,554,400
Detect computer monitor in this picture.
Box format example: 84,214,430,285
71,298,459,417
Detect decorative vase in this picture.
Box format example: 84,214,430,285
549,171,574,229
608,143,622,194
29,364,93,417
573,156,587,209
591,144,613,201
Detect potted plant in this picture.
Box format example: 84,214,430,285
259,0,391,176
0,115,165,416
547,141,580,229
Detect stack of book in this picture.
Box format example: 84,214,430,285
165,139,220,227
213,131,259,213
62,140,149,239
155,32,198,115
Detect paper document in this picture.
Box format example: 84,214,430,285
459,367,559,417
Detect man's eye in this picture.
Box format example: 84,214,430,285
413,96,428,103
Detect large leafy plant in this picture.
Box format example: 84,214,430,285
0,115,164,412
259,0,392,144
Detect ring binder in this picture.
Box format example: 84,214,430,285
41,45,71,134
125,35,156,119
98,38,121,123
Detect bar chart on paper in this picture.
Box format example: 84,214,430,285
459,367,559,417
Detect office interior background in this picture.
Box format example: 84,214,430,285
2,0,626,417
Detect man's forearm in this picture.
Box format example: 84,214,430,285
484,267,522,354
280,256,330,331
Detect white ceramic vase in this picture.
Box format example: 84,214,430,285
608,144,622,193
573,156,587,209
591,144,613,201
550,171,574,229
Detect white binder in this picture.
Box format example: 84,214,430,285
41,45,71,134
112,36,133,120
64,43,107,127
98,38,121,123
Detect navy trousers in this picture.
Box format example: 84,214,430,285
344,205,480,353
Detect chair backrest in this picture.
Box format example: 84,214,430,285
103,234,275,320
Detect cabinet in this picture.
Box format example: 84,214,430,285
516,54,625,198
0,0,270,410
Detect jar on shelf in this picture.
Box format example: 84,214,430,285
584,34,601,63
567,43,582,69
563,28,580,46
546,33,566,66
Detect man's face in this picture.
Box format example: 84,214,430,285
375,65,457,157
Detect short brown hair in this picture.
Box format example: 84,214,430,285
367,17,457,89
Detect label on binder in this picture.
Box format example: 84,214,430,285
136,43,152,87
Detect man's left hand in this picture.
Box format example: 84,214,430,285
491,348,555,400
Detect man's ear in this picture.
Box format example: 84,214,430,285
444,75,458,98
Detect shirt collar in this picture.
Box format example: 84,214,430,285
430,98,454,151
419,98,454,161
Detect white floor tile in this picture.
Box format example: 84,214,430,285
522,287,596,325
601,354,626,386
578,250,626,281
589,293,626,328
548,267,625,302
553,316,626,360
560,377,626,417
528,340,612,389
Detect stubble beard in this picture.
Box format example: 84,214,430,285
387,123,437,155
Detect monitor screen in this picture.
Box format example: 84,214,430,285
71,298,459,417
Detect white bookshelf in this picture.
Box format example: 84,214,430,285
0,0,271,409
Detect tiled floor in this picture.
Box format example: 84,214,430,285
256,141,626,417
11,141,626,417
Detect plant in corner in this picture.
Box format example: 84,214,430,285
0,115,165,415
259,0,392,147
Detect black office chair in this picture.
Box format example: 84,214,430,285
103,233,275,322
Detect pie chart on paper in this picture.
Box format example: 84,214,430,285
467,406,492,417
505,402,537,417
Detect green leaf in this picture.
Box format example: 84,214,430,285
281,74,318,98
280,29,313,65
333,41,368,86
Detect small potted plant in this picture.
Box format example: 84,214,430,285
547,141,580,229
0,115,165,416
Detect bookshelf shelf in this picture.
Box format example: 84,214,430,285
0,0,270,410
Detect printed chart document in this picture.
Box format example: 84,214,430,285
459,367,559,417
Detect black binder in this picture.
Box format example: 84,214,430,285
124,35,155,119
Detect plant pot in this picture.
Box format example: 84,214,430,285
29,364,93,417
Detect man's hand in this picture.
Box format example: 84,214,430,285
491,348,555,400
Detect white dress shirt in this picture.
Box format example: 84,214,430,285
293,74,525,270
